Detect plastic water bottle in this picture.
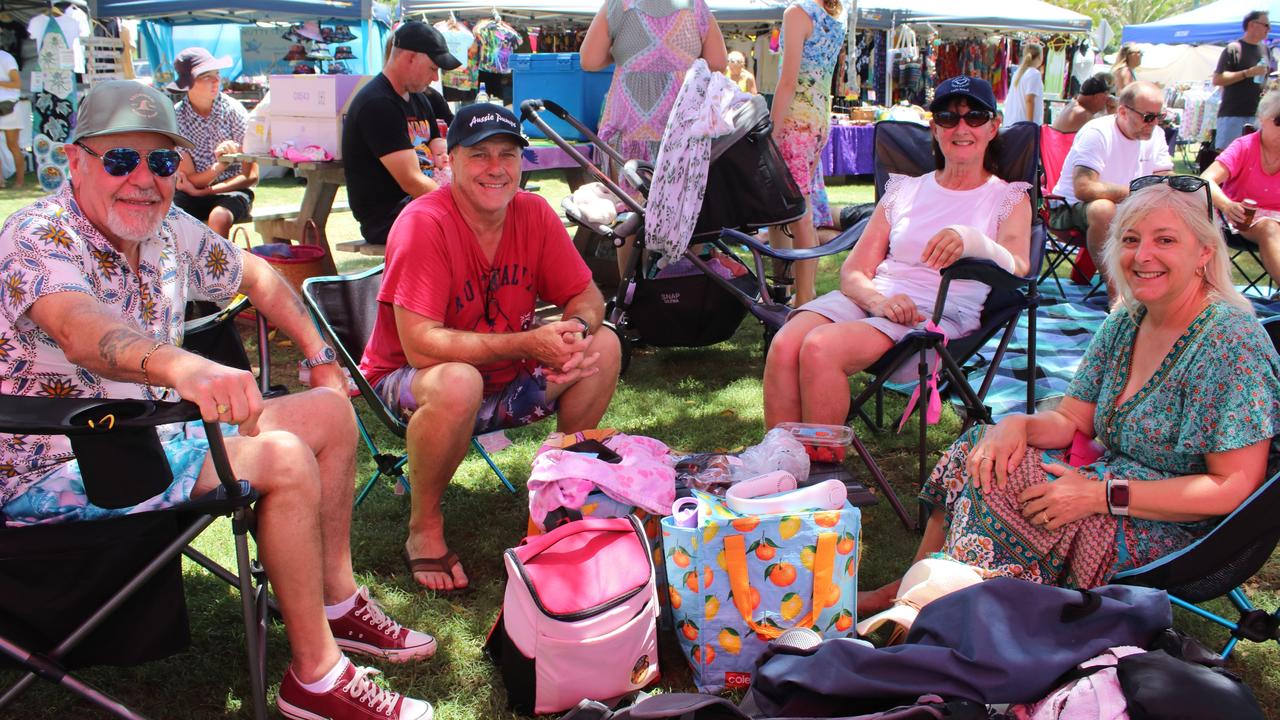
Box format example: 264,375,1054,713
1255,60,1267,85
475,82,491,104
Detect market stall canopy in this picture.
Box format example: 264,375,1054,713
400,0,792,23
1122,0,1280,45
1128,43,1225,86
89,0,370,23
857,0,1091,33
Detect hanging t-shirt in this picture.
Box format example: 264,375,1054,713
434,20,479,91
754,32,780,94
473,20,521,74
27,9,89,74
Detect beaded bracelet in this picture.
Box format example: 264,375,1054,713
140,342,165,387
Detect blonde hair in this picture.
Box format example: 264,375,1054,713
1112,43,1141,70
1012,43,1043,88
1258,89,1280,124
1103,184,1253,317
821,0,842,17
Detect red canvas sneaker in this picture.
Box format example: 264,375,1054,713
277,662,432,720
328,586,437,663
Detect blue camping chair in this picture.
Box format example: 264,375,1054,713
1111,316,1280,658
301,265,518,505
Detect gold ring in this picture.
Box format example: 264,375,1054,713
216,404,229,414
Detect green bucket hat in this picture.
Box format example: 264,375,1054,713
68,80,194,149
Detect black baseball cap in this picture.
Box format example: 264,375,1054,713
392,21,461,70
1080,74,1111,96
929,76,998,114
447,103,530,153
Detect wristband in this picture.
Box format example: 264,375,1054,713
568,315,591,335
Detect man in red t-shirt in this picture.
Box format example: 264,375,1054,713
360,104,621,592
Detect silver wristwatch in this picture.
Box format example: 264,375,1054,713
300,345,338,369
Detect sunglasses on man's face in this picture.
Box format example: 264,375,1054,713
75,142,182,178
1128,174,1213,221
933,110,993,128
1123,104,1165,124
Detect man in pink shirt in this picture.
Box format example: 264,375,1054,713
360,104,621,592
1201,89,1280,287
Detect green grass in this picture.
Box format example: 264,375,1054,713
0,167,1276,718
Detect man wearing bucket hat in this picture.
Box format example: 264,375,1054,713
168,46,259,238
0,80,437,720
360,103,622,592
342,21,460,246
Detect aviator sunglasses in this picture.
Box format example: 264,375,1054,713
1128,175,1213,221
74,142,183,178
932,109,994,128
1122,104,1165,124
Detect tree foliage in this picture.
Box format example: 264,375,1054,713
1045,0,1198,50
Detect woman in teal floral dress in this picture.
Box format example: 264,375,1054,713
861,181,1280,611
770,0,847,306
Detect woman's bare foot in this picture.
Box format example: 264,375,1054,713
856,580,901,616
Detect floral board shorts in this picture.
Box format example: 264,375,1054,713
3,421,238,526
374,364,558,435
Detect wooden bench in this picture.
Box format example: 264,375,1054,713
239,200,351,226
335,240,386,256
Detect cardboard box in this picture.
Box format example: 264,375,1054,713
270,114,343,159
268,75,370,118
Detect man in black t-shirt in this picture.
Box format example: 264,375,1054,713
1212,11,1271,150
342,21,460,245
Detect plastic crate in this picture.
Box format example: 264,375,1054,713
511,53,614,141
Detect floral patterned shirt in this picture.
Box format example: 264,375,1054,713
1066,302,1280,482
0,183,243,506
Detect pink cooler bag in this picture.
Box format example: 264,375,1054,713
485,516,660,715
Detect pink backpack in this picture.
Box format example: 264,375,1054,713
1009,646,1146,720
485,517,660,715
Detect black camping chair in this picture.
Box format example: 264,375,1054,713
0,396,270,720
750,120,1044,530
0,299,275,712
1111,316,1280,658
1222,226,1275,299
300,266,520,506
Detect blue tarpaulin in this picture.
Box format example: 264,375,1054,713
1123,0,1280,45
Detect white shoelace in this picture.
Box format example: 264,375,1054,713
343,666,401,716
355,588,404,637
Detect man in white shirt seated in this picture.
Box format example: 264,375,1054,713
1048,81,1173,301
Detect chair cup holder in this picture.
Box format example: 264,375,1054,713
68,401,173,510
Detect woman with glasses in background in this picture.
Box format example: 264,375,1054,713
763,76,1032,431
861,177,1280,612
1200,89,1280,287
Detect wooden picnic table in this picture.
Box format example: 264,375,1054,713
224,153,346,245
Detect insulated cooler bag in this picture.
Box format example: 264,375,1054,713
661,491,860,693
486,516,660,715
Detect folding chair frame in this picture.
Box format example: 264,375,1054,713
0,399,270,720
300,267,517,509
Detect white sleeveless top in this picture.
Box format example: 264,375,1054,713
875,172,1031,333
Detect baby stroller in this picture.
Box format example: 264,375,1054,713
519,97,860,354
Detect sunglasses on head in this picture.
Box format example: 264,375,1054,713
1128,175,1213,221
75,142,182,178
1123,104,1164,124
933,109,993,128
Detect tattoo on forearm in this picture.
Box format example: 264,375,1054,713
98,328,147,369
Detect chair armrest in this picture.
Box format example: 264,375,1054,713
940,258,1030,293
0,395,200,435
720,218,868,263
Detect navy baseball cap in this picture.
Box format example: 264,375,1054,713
929,76,998,114
447,103,530,153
